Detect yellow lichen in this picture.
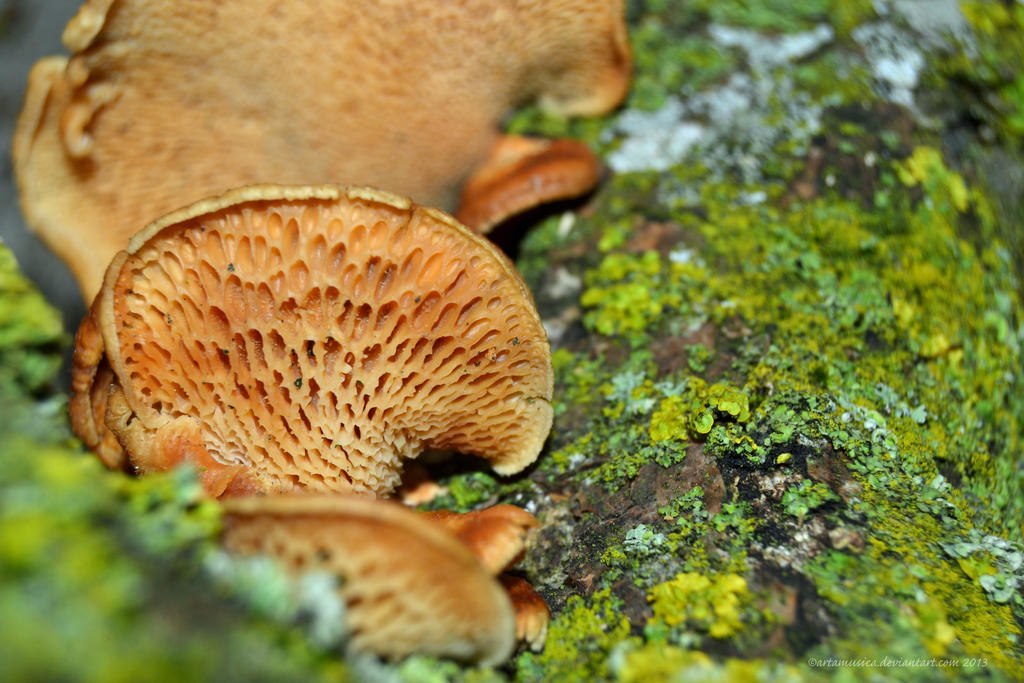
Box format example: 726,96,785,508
648,572,750,639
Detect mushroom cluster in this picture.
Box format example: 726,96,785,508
18,0,634,664
13,0,631,302
70,185,554,660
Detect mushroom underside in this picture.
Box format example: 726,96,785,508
69,184,554,499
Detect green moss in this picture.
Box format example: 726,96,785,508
581,251,674,341
601,487,755,587
0,245,65,396
658,486,707,526
941,530,1024,609
543,358,753,489
895,146,970,213
417,471,502,513
932,1,1024,147
515,589,634,682
626,7,737,112
789,51,876,108
825,0,877,37
648,394,693,442
691,0,830,33
613,645,713,683
541,348,686,486
550,347,606,415
580,249,711,346
448,472,499,508
805,504,1021,674
521,129,1024,675
613,644,806,683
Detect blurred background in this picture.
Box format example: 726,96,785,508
1,0,86,358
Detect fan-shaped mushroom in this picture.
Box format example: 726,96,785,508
14,0,631,301
70,184,553,497
221,494,519,664
69,184,555,660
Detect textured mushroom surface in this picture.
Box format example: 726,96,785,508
13,0,631,301
69,185,553,498
221,494,516,664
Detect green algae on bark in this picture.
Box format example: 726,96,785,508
512,137,1023,678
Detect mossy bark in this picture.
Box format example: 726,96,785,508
2,1,1024,681
502,1,1024,680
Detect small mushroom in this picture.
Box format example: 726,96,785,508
13,0,632,301
422,504,541,576
455,136,604,235
220,494,517,664
424,504,551,650
70,184,553,498
500,574,551,651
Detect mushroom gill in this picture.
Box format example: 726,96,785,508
13,0,632,301
69,184,555,660
70,185,554,499
220,494,517,664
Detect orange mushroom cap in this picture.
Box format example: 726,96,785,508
423,504,541,576
499,573,551,652
13,0,631,301
455,136,604,235
220,494,517,664
69,185,553,498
